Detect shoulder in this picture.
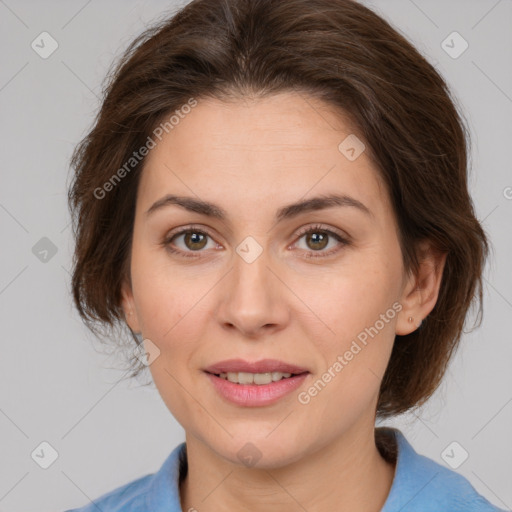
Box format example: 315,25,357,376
410,454,506,511
63,474,153,512
379,427,508,512
63,442,186,512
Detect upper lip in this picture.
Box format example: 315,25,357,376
204,358,310,375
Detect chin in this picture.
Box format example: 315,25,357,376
211,434,308,470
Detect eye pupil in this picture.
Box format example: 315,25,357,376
185,232,207,250
307,232,328,250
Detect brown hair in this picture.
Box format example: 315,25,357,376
67,0,489,419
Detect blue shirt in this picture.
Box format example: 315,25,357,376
64,427,508,511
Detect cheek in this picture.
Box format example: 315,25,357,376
295,251,400,337
131,268,215,397
134,266,208,427
295,254,400,392
136,284,202,352
130,244,195,337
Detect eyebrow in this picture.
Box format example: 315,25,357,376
145,193,373,222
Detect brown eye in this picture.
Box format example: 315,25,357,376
294,224,350,259
305,231,329,251
182,231,208,251
162,226,217,258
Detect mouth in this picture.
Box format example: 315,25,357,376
202,359,310,406
205,370,308,385
203,358,310,376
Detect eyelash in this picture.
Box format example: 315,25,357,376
161,223,350,260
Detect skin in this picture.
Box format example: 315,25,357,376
121,91,446,512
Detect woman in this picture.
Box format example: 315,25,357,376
64,0,506,510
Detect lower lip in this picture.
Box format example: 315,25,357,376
205,372,309,407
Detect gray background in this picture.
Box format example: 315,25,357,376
0,0,511,510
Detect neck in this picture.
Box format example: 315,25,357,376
179,424,396,512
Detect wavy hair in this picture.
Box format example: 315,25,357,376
67,0,489,419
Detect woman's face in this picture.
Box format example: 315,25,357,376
122,92,422,467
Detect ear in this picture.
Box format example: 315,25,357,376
120,276,142,334
395,240,447,336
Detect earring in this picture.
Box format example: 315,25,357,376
408,316,422,328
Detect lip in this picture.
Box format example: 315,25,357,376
203,358,309,375
205,372,309,407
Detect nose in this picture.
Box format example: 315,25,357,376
216,247,291,338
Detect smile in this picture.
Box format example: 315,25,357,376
205,371,309,407
214,371,295,385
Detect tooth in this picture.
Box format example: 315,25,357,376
254,372,273,385
237,372,255,384
220,371,294,384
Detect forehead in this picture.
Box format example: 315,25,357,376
137,92,390,222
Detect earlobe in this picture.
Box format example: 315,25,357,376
395,241,447,336
120,279,141,334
